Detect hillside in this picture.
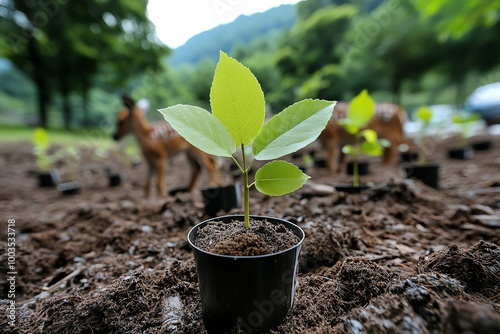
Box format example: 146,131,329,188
168,4,296,67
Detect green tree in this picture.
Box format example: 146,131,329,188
414,0,500,40
275,4,357,105
340,2,441,103
413,0,500,104
0,0,168,128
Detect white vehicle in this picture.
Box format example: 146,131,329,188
465,82,500,125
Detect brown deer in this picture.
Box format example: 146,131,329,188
112,95,219,197
318,101,409,174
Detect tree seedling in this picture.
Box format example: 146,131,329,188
160,51,335,228
450,112,481,149
337,90,388,187
32,127,54,172
414,106,433,164
55,146,81,181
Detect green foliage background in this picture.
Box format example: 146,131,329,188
1,0,499,134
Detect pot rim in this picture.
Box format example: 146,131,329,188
200,182,241,193
402,162,441,168
187,214,305,260
333,182,372,188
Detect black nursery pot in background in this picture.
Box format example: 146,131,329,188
447,146,473,160
333,183,371,194
201,183,241,217
314,158,328,169
57,181,81,195
188,215,304,333
472,140,492,151
38,170,60,187
404,163,440,189
108,174,122,187
347,161,369,175
399,151,419,164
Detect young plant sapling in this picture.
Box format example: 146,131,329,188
32,127,54,172
337,90,388,187
414,106,433,164
450,112,481,149
160,51,335,228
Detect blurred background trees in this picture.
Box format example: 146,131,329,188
0,0,168,129
0,0,499,130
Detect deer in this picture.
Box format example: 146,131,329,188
112,95,220,198
317,101,410,174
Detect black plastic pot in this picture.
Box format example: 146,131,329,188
333,183,371,193
57,181,81,195
447,147,473,160
38,170,60,187
399,151,419,163
314,158,328,169
347,161,369,175
188,215,304,333
201,183,241,217
108,174,122,187
404,163,440,189
472,140,492,151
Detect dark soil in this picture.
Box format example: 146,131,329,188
1,133,500,333
194,219,300,256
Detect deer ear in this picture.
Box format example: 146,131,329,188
121,94,136,110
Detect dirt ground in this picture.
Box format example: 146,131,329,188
0,132,499,333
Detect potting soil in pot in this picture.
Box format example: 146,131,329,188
194,218,300,256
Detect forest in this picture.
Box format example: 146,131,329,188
1,0,500,130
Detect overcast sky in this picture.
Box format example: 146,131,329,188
147,0,302,48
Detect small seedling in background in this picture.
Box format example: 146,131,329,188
414,106,433,164
302,152,315,170
92,147,109,162
54,146,81,181
32,127,54,171
337,90,389,187
451,112,481,149
160,51,335,228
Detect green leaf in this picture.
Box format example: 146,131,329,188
361,141,383,156
255,161,310,196
33,127,50,150
159,104,236,157
337,118,359,135
342,145,355,154
379,139,391,148
468,113,481,122
346,89,375,129
415,106,433,123
453,112,481,124
253,99,335,160
360,129,377,143
210,51,265,146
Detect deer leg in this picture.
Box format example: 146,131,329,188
145,161,155,198
383,144,396,165
186,153,202,193
321,136,337,175
155,157,166,197
201,154,220,186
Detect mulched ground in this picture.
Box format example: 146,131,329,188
0,132,499,333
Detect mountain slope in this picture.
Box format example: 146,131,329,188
169,4,296,67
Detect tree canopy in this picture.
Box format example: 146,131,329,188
0,0,169,128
